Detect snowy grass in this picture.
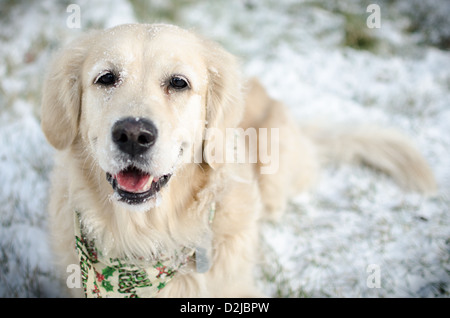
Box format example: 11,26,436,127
0,0,449,297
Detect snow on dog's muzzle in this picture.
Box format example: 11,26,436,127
106,167,172,205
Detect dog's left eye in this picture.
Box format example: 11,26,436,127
169,76,189,90
95,72,117,86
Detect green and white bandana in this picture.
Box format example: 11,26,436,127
74,212,195,298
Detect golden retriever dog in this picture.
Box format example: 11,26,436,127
41,23,436,298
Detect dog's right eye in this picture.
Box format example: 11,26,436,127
95,72,117,86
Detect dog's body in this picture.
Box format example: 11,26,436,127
41,24,436,297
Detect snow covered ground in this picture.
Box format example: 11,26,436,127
0,0,448,297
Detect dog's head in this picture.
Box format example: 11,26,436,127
41,24,244,210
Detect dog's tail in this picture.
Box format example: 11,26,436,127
302,124,437,194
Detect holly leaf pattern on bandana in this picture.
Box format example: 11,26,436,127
102,280,114,292
102,266,116,279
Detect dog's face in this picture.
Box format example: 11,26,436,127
80,25,208,207
41,24,244,210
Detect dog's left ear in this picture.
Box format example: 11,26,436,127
202,41,245,169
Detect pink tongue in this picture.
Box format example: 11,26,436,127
115,169,151,193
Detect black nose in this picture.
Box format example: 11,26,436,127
112,117,157,156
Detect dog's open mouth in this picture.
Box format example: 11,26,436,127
106,167,172,205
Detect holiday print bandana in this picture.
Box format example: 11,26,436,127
74,212,195,298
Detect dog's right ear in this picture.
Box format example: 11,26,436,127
40,32,96,150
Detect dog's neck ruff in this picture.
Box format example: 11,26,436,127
73,211,197,298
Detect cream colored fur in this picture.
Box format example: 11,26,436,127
41,23,436,297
